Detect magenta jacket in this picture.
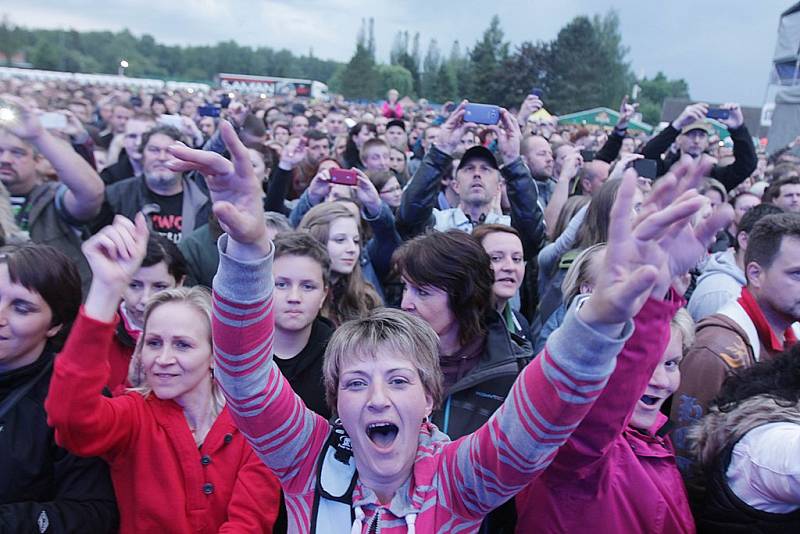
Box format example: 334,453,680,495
382,101,403,119
516,294,695,534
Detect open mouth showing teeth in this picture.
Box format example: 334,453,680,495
366,423,399,447
640,395,660,406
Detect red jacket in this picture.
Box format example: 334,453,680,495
46,309,281,533
516,296,695,534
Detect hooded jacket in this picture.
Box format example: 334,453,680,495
210,235,631,533
687,249,745,322
516,294,694,534
688,395,800,532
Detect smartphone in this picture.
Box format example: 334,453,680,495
443,102,456,114
464,103,500,125
633,158,658,179
198,105,221,118
219,95,231,109
40,112,67,130
157,114,184,130
329,168,358,186
531,87,544,99
706,108,730,121
130,96,143,108
580,149,596,162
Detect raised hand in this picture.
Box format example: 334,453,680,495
166,120,268,258
279,137,307,170
353,169,382,216
718,103,744,130
226,101,249,128
559,148,584,181
617,95,637,129
672,103,708,131
578,158,731,333
517,94,543,124
489,109,522,164
82,213,150,322
608,152,643,182
434,100,476,156
0,94,44,141
306,169,333,206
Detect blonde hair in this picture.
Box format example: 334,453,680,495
562,243,605,306
670,308,696,354
127,286,224,412
323,308,443,414
298,201,382,325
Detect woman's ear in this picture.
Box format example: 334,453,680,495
46,323,63,339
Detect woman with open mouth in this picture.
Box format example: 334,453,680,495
45,213,281,533
170,121,730,533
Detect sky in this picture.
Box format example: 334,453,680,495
0,0,792,107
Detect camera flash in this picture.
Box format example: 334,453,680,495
0,107,15,122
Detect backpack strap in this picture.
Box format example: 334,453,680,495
310,421,358,533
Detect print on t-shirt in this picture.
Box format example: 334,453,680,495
147,191,183,243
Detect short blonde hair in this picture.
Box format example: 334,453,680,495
127,287,224,411
323,308,443,414
670,308,695,354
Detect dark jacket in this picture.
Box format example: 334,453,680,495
641,124,757,190
274,317,335,421
431,311,533,534
397,146,546,261
178,222,221,288
25,182,92,295
0,353,118,533
94,174,211,240
432,311,533,439
595,128,625,163
99,149,135,185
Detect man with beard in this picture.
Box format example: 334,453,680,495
94,125,210,243
0,97,105,293
521,135,555,206
642,102,756,191
671,213,800,473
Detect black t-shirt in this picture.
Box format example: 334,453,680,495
147,191,183,243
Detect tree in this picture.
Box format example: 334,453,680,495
494,41,552,110
468,15,509,103
421,38,441,98
340,24,378,100
377,64,414,98
637,71,690,124
547,14,632,114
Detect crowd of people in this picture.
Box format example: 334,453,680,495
0,72,799,533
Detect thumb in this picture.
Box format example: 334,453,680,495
133,212,149,239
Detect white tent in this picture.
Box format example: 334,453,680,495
768,3,800,152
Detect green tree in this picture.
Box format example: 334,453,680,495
341,23,378,100
468,15,509,103
377,64,414,98
494,41,552,109
637,71,690,124
421,38,441,98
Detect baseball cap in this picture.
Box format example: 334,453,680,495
457,145,499,172
681,121,714,136
386,119,405,131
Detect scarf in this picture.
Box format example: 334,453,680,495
738,287,797,353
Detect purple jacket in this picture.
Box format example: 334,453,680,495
516,295,695,534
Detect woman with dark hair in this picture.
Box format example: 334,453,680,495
367,170,403,211
689,345,800,531
394,230,533,439
342,122,377,169
0,244,118,533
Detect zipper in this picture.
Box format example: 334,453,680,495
368,510,379,534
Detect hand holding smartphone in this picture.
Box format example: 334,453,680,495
329,168,358,186
464,103,501,125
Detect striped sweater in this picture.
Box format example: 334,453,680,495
211,236,633,534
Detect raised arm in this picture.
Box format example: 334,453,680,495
710,103,756,191
492,109,546,258
46,213,151,458
396,101,474,239
2,96,104,221
167,121,330,492
441,164,727,519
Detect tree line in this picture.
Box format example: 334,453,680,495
0,12,689,123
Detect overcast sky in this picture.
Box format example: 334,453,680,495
1,0,792,107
